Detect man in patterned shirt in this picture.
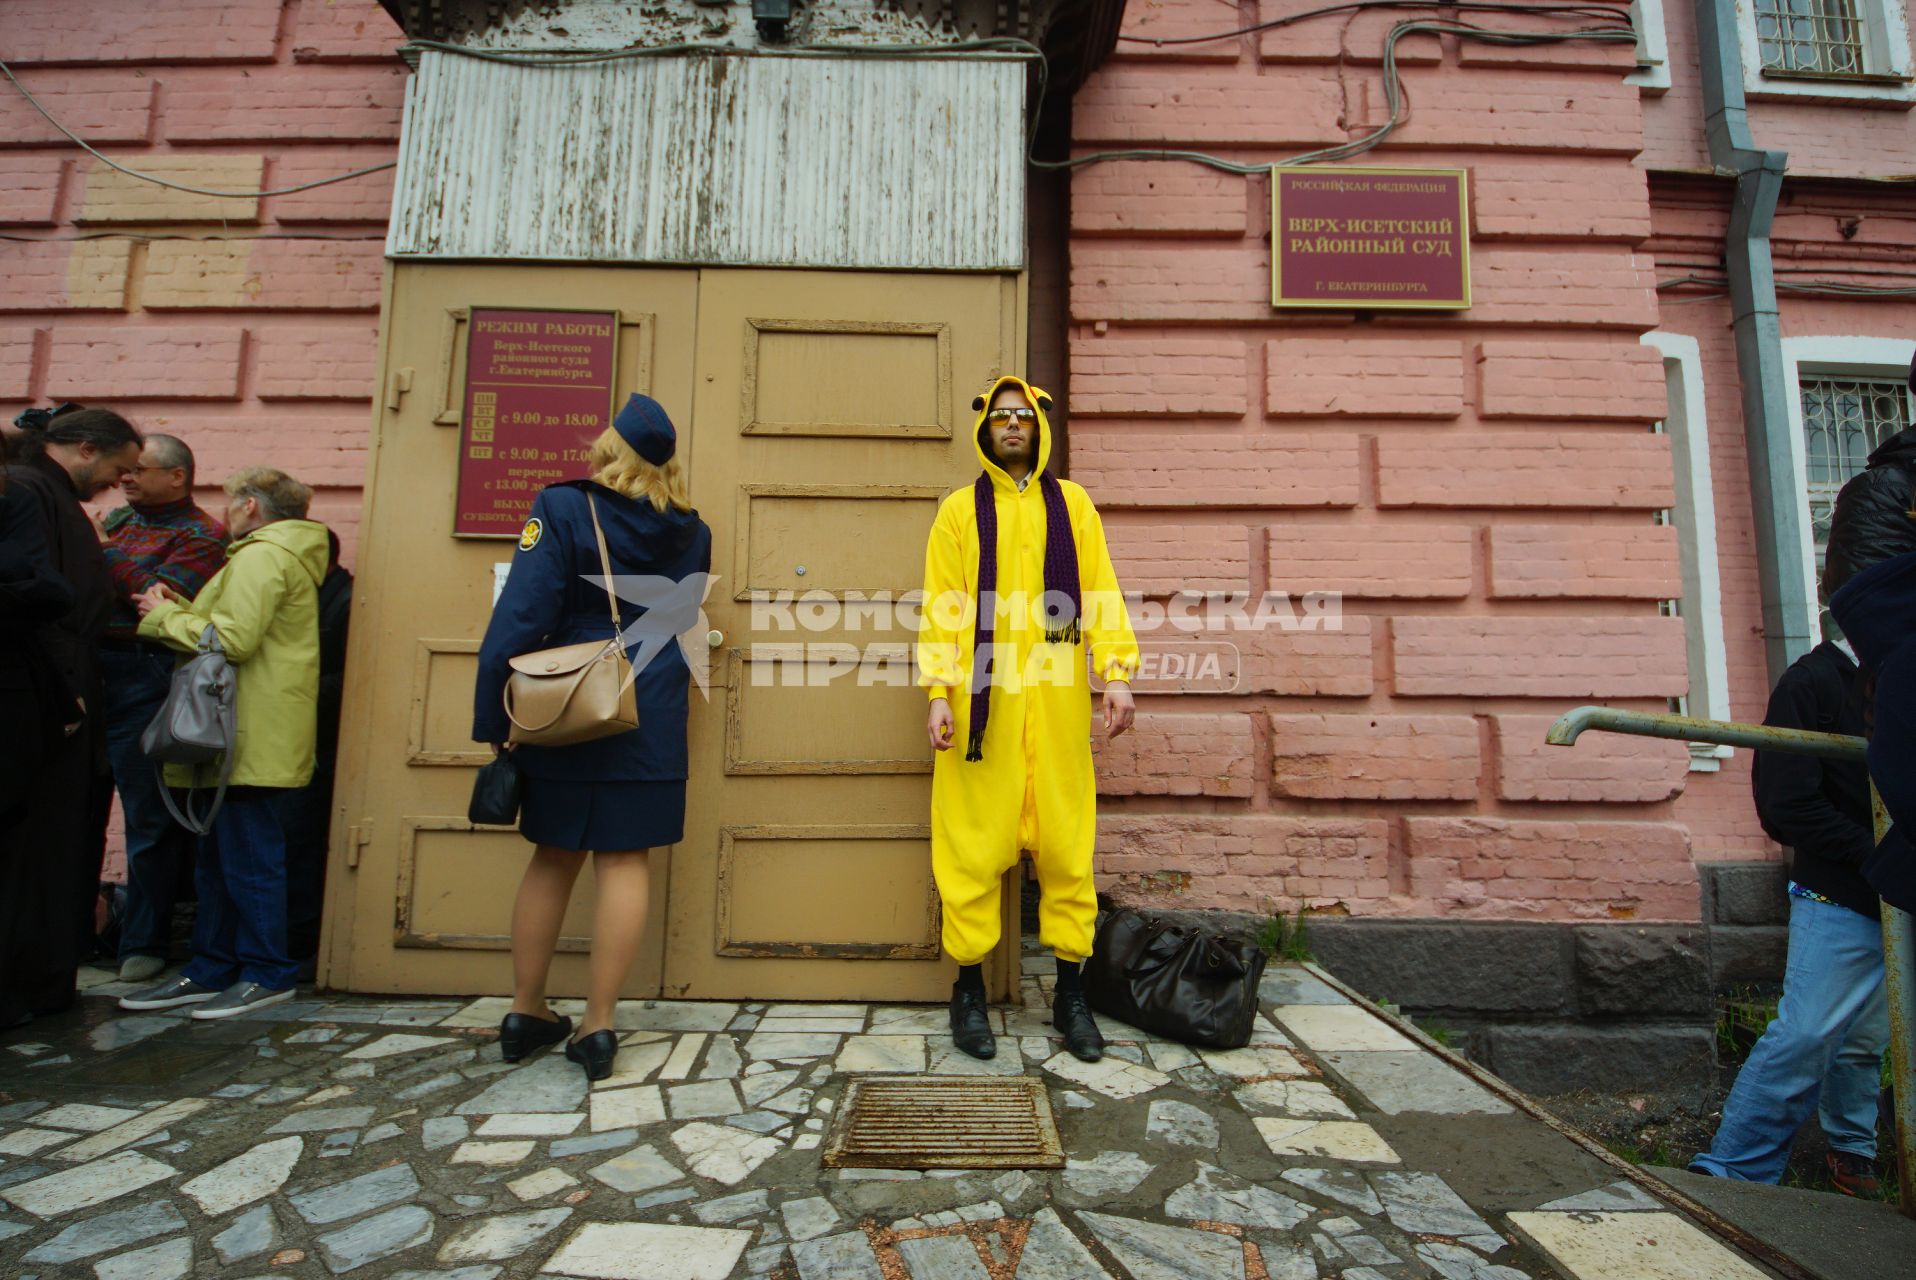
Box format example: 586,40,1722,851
97,434,226,982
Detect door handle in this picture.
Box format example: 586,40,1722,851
706,629,725,648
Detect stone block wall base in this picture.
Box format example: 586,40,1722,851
1099,903,1718,1099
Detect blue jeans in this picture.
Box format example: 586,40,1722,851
100,646,197,960
1692,895,1888,1181
182,788,299,992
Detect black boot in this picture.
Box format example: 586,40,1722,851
498,1011,571,1063
565,1028,619,1081
1053,988,1104,1062
949,984,996,1060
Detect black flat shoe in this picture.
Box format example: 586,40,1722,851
499,1011,571,1063
949,985,996,1060
565,1028,619,1081
1053,988,1104,1063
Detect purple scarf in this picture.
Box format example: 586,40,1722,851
966,471,1080,761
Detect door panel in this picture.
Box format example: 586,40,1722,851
322,263,1023,1001
322,263,697,996
666,269,1023,1000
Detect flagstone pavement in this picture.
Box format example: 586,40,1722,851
0,954,1783,1279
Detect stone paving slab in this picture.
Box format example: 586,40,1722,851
0,956,1789,1280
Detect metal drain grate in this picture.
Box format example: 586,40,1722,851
821,1076,1065,1169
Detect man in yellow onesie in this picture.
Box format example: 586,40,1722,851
918,375,1138,1063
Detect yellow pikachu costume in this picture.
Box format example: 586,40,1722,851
917,376,1139,966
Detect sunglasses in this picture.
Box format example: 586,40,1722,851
985,407,1037,426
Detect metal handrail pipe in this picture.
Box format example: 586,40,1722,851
1547,704,1911,1221
1544,705,1866,762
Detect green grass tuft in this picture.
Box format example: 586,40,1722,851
1255,904,1314,963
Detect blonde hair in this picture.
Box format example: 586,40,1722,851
587,427,690,513
224,466,312,521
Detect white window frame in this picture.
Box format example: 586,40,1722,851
1644,333,1735,770
1737,0,1916,104
1779,335,1916,642
1628,0,1674,90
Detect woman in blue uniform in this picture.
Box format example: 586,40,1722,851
473,394,711,1080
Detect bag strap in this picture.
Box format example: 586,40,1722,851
585,492,620,632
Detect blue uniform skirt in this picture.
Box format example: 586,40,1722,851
518,778,686,852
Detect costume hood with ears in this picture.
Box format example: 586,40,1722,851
971,376,1056,482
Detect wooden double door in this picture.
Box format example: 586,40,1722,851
319,263,1023,1000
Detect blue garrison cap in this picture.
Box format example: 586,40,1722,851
613,393,677,465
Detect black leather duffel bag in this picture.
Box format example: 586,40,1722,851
1083,909,1268,1049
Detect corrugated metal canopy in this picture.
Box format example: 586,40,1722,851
388,52,1026,270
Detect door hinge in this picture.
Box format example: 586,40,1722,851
384,366,414,410
345,821,373,869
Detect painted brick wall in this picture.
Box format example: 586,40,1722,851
1640,0,1916,179
1073,0,1700,923
1647,176,1916,866
0,0,404,561
2,0,402,881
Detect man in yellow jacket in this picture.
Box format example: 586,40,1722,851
919,375,1138,1062
118,467,328,1021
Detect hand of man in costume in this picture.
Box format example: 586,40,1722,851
1104,681,1135,738
928,697,956,752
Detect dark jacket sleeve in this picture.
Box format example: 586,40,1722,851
1752,665,1876,869
1823,462,1916,600
0,488,75,628
472,491,572,743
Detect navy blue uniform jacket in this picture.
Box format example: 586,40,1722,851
472,481,712,783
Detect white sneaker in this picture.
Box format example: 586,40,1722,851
118,955,165,983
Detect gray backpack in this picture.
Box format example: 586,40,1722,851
139,624,236,835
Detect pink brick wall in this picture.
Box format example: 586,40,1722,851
1647,176,1916,866
2,0,401,882
1075,0,1701,923
1641,0,1916,179
0,0,400,560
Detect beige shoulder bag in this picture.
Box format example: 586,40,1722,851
503,494,641,747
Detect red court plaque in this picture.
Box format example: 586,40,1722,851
453,308,618,538
1272,167,1470,310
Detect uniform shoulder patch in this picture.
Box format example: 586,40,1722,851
518,518,543,551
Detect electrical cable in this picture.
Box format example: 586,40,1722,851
1115,1,1631,46
0,57,397,199
1031,18,1638,174
0,231,388,243
1658,273,1916,297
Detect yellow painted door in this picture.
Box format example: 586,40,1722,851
323,262,1023,1001
320,262,698,996
665,268,1024,1001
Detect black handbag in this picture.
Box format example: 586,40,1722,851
1083,909,1268,1049
468,749,524,826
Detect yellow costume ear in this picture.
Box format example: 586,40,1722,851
971,392,988,412
1032,389,1054,414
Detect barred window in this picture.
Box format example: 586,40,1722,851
1756,0,1866,75
1803,376,1912,571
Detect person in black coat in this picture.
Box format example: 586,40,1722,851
2,407,142,1016
472,394,711,1080
282,528,353,972
1690,641,1889,1193
1824,351,1916,914
0,467,82,1029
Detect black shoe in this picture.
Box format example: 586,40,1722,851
565,1028,619,1081
949,985,996,1060
1053,988,1104,1062
499,1011,571,1063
